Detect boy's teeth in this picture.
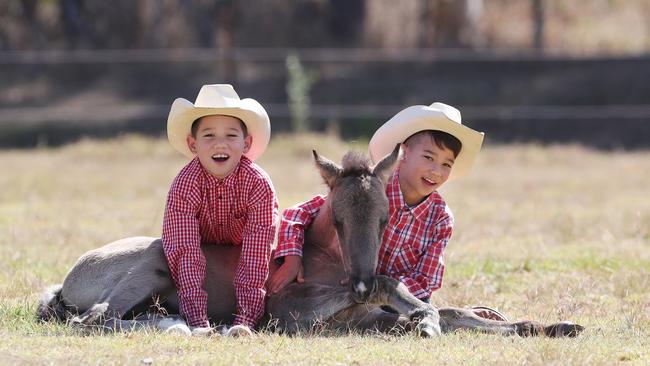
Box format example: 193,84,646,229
212,154,229,159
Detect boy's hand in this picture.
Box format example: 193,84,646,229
269,255,304,293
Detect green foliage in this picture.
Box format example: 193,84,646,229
286,54,318,133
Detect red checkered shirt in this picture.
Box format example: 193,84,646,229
162,156,278,328
275,169,453,300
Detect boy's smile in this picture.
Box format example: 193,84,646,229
186,115,252,179
399,135,455,206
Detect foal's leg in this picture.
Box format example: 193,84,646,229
75,313,195,337
438,307,584,337
72,243,174,327
367,275,441,336
266,283,356,333
331,305,413,335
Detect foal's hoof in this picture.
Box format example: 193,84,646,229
544,322,585,338
70,302,109,326
69,316,85,328
225,324,253,337
415,318,441,338
513,321,545,337
417,323,442,338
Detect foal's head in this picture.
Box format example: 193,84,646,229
313,145,400,302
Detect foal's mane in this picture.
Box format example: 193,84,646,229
340,151,372,178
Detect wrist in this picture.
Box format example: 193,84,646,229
283,255,301,264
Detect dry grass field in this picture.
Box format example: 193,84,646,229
0,133,648,365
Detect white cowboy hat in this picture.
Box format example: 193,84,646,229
167,84,270,161
368,102,484,181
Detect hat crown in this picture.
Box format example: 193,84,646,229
194,84,241,108
427,102,462,124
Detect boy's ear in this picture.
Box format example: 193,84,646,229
243,135,252,154
400,142,410,161
372,143,401,186
186,135,198,155
312,150,341,189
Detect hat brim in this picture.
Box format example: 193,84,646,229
369,105,484,181
167,98,270,161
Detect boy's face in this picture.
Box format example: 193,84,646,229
186,115,252,179
398,134,455,206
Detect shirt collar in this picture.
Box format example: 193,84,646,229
386,168,444,222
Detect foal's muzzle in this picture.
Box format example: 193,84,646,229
350,276,376,303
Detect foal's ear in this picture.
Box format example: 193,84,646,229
313,150,342,188
372,144,401,186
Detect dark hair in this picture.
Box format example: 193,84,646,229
191,116,248,137
404,130,462,158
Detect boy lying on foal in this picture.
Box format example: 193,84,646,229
163,84,278,334
269,102,504,319
36,84,277,336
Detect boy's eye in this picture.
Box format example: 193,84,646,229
443,163,453,168
227,134,238,138
203,133,214,137
423,155,433,161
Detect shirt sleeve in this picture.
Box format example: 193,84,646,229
274,195,327,259
161,184,209,328
233,178,279,328
399,214,453,300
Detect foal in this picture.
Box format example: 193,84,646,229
266,146,583,337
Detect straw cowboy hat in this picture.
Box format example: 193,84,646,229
369,102,484,181
167,84,271,161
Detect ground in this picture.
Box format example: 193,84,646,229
0,133,648,365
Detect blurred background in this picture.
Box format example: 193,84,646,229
1,0,650,149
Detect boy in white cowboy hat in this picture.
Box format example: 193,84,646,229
163,84,278,332
269,102,499,317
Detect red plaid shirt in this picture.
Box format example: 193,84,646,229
275,169,453,300
162,156,278,328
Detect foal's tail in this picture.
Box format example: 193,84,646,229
37,284,68,322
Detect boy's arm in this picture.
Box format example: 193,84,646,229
268,195,326,293
274,194,327,259
162,188,209,328
233,179,278,328
399,215,453,300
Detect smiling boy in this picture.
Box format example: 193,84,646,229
163,84,278,333
269,102,484,306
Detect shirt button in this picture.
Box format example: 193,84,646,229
395,228,401,234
